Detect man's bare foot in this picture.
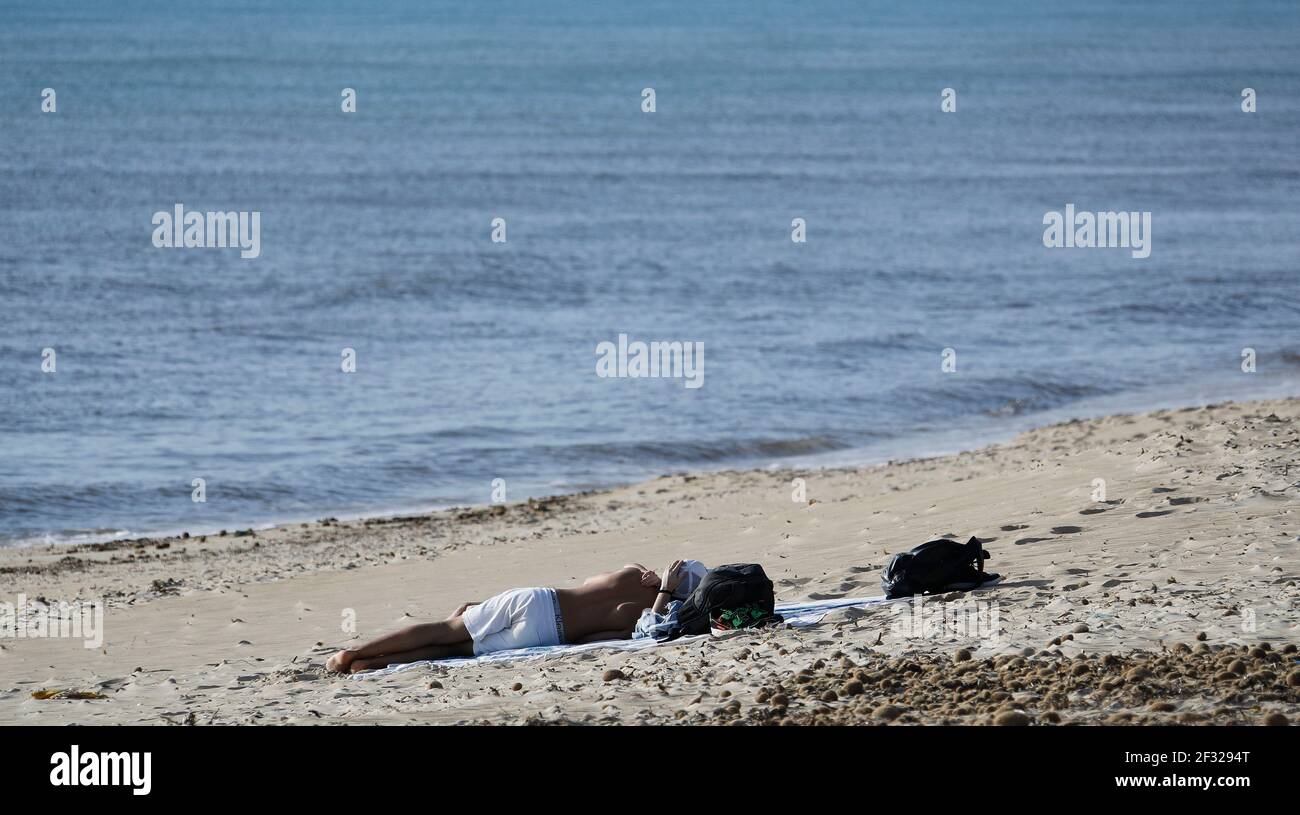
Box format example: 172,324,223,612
325,649,357,673
348,656,387,673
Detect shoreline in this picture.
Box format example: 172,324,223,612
10,372,1300,551
1,397,1297,725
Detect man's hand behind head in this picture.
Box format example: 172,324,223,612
661,559,685,591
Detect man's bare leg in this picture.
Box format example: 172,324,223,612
348,641,474,673
326,616,472,673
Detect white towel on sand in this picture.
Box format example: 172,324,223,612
349,594,893,678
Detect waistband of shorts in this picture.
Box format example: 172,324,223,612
544,587,566,644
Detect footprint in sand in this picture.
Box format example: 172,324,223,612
1014,537,1051,546
1079,507,1108,515
1168,496,1205,506
1050,526,1083,534
1136,510,1174,518
1152,487,1177,493
1001,524,1029,531
807,591,846,600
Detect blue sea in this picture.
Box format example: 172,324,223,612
2,0,1299,545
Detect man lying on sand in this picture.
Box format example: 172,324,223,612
326,561,704,673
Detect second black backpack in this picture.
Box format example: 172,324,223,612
671,563,780,638
880,536,998,599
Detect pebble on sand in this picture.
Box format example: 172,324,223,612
993,710,1030,726
1262,712,1289,726
602,669,626,682
954,648,972,662
873,704,904,721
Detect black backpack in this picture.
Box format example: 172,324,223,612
880,536,998,599
670,563,781,638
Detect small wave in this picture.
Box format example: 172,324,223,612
513,435,854,467
1279,349,1300,367
887,375,1113,424
813,331,929,355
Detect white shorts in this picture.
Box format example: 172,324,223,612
461,587,566,655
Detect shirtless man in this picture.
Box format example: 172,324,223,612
325,562,690,673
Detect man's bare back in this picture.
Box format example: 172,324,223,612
555,564,660,642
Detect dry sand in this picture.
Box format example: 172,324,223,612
2,398,1297,725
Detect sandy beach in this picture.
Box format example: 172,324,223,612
2,398,1297,725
